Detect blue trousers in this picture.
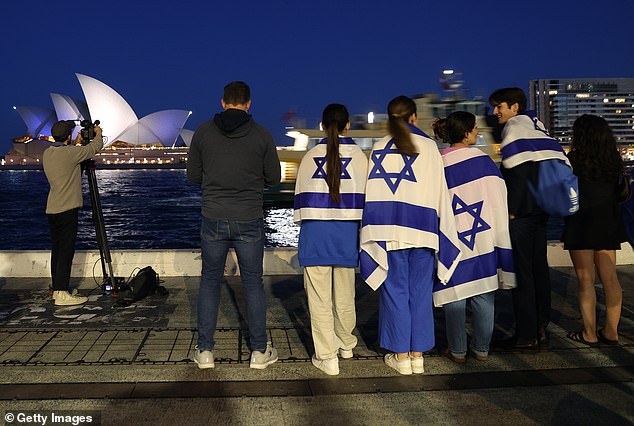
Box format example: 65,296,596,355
197,217,267,352
444,291,495,357
379,248,435,353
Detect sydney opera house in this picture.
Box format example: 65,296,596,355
3,74,193,168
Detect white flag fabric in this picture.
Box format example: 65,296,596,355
500,113,569,168
294,137,367,223
432,147,516,307
360,125,461,290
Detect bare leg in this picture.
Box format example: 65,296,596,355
569,250,598,343
594,250,622,341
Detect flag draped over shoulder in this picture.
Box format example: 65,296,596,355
294,137,367,223
360,126,461,290
432,147,516,307
500,113,570,168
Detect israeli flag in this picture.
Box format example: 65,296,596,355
500,112,570,168
294,137,367,223
360,127,462,290
432,147,516,307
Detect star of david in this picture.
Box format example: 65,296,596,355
368,140,418,193
452,195,491,250
312,156,352,180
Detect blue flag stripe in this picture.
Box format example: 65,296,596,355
444,156,502,189
434,247,514,290
438,231,462,269
317,137,357,145
501,138,564,159
362,201,438,232
294,192,365,210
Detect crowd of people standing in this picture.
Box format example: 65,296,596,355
44,81,628,376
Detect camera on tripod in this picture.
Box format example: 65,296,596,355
80,119,100,144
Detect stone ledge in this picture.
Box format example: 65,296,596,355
0,243,632,278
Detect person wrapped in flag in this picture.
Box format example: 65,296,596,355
432,111,516,363
294,104,367,376
489,87,570,349
360,96,461,375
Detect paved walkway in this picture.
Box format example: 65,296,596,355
0,266,632,425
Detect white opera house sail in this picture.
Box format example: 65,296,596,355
6,74,193,167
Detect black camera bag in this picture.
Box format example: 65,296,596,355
126,266,167,302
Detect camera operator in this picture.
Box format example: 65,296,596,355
43,120,103,305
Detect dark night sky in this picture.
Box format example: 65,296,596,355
1,0,632,154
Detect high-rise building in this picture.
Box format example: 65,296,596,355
529,78,634,146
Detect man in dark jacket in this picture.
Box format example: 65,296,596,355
489,87,550,349
187,81,281,369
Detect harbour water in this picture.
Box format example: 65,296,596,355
0,169,299,250
0,169,566,251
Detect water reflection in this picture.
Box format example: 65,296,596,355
0,169,299,250
264,208,299,247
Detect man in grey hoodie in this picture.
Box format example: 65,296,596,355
187,81,281,370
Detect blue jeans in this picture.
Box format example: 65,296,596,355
444,291,495,357
197,217,267,352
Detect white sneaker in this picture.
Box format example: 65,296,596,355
410,356,424,374
53,290,88,306
338,348,354,359
250,342,278,369
311,355,339,375
384,353,412,375
194,347,214,369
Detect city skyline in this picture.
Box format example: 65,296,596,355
2,0,633,155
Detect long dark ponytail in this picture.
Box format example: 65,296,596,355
322,103,349,202
387,95,417,156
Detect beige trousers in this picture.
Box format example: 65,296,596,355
303,265,358,360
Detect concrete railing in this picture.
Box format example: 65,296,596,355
0,244,632,278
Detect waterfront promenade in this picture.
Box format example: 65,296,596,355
0,264,632,425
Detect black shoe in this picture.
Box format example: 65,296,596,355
495,336,538,350
538,326,549,346
514,337,539,349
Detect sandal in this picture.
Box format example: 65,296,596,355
597,329,618,346
567,330,598,346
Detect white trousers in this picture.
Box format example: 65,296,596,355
303,266,358,360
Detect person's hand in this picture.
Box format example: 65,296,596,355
94,126,103,137
73,132,83,145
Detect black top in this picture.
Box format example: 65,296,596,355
186,109,281,220
500,161,545,218
562,174,627,250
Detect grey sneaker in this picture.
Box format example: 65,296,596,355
384,353,412,375
53,290,88,306
338,348,354,359
194,347,214,369
250,342,278,369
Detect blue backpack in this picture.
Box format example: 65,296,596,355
528,159,579,217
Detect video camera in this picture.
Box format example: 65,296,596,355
80,119,100,145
